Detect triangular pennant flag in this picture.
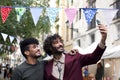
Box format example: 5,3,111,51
1,33,8,41
1,48,3,52
16,38,20,44
102,9,118,26
30,7,43,26
82,8,97,25
46,8,59,26
15,8,26,22
1,7,12,23
9,36,15,43
0,44,3,49
8,46,10,51
65,8,77,26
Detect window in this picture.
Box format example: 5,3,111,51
116,0,120,19
56,24,59,34
71,0,73,5
88,16,96,30
110,0,120,19
66,25,69,41
71,23,73,39
90,33,95,43
79,9,81,20
117,24,120,39
86,0,96,30
76,11,79,22
77,39,81,47
87,0,96,8
75,9,81,22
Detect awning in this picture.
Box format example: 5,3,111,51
73,42,120,59
73,42,98,54
102,45,120,59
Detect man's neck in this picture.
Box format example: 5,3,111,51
26,58,38,65
53,53,62,60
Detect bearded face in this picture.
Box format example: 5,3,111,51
51,38,64,55
26,44,42,59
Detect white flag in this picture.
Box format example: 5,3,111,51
0,44,3,48
30,7,43,26
102,9,118,26
9,36,15,43
1,33,8,41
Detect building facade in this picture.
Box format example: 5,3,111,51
49,0,120,79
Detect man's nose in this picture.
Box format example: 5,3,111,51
58,42,63,45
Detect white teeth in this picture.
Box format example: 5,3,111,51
36,53,41,56
36,52,41,56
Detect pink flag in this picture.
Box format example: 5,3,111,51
65,8,77,26
1,7,12,23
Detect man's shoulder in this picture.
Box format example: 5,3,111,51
38,60,48,66
65,52,81,56
14,61,26,70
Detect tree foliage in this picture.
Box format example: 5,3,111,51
0,0,51,54
0,0,51,41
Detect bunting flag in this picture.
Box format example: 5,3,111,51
16,38,20,44
82,8,97,25
30,7,43,26
46,8,59,26
0,44,3,49
1,7,12,23
9,36,15,43
102,9,118,26
1,33,8,41
8,46,11,51
65,8,78,26
1,48,3,52
15,8,26,22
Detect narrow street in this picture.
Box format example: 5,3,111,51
0,70,9,80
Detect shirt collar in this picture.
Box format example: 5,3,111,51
54,53,65,65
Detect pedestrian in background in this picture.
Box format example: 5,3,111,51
0,63,2,74
3,64,9,80
84,66,89,78
95,62,104,80
88,73,96,80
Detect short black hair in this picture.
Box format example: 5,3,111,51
20,38,39,59
43,34,63,56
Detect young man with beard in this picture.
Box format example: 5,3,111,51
43,24,107,80
11,38,45,80
11,38,78,80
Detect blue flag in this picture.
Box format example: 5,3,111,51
83,8,97,25
46,8,59,26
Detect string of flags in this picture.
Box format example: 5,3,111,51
0,6,119,26
0,32,20,53
0,32,20,44
0,43,18,53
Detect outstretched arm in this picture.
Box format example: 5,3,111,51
98,24,107,49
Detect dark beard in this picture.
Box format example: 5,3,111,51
33,55,41,59
52,46,64,55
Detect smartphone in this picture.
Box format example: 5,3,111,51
96,19,101,25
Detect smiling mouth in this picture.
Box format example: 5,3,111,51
36,52,41,56
36,50,41,54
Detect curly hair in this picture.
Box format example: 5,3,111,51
43,34,63,56
20,38,39,59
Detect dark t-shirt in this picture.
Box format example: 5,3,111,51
11,60,45,80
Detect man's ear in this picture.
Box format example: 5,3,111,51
24,51,29,56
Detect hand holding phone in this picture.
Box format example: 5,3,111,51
96,19,101,25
